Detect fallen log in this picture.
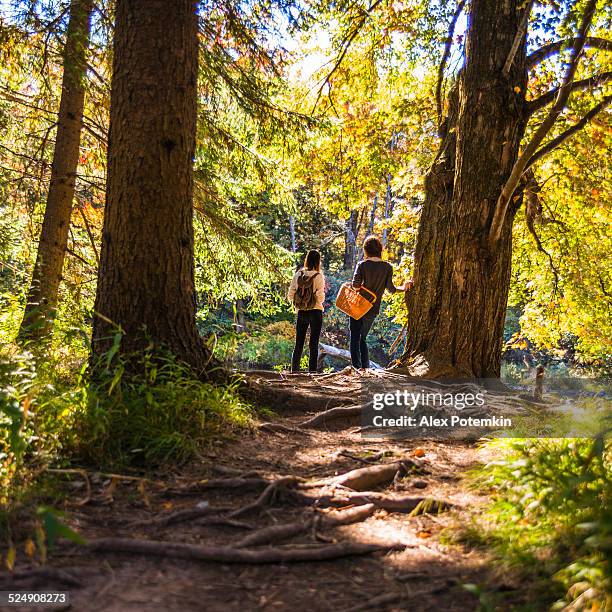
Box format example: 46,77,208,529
87,537,406,564
235,504,376,548
318,343,382,370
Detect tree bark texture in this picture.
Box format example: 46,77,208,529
19,0,94,343
92,0,209,369
401,0,528,378
343,210,358,271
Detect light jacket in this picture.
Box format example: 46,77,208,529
287,268,325,310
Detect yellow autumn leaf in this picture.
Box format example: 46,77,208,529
24,538,36,558
36,526,47,565
6,546,16,570
513,86,521,94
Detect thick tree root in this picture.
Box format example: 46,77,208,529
308,460,423,491
338,450,386,465
133,505,232,528
243,368,369,412
0,566,86,588
292,489,451,514
344,592,403,612
196,516,255,530
325,462,403,491
259,422,311,436
234,519,311,548
235,504,376,548
298,404,365,429
166,477,273,496
87,537,406,564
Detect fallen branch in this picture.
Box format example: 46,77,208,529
87,537,406,564
235,504,376,548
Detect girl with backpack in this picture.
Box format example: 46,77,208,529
287,250,325,373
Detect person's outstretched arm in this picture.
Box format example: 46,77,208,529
385,267,412,293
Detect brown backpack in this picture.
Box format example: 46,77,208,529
293,271,319,310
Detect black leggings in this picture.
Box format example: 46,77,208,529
349,314,375,369
292,309,323,372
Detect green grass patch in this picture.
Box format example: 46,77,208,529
1,341,255,507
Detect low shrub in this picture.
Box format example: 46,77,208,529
460,437,611,609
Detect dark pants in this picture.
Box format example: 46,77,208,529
292,309,323,372
349,314,375,369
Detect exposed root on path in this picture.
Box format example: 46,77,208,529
298,404,365,429
246,366,532,423
235,504,376,548
259,422,311,435
86,537,407,564
0,566,90,589
229,476,303,518
320,460,417,491
166,476,274,496
132,504,232,528
292,489,451,514
24,370,496,611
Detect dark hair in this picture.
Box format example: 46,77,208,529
363,235,383,258
304,249,321,271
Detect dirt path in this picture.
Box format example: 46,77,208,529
5,372,500,612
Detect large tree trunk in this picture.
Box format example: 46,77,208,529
91,0,209,370
18,0,93,343
400,0,528,378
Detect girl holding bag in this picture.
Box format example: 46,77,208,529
347,236,411,369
